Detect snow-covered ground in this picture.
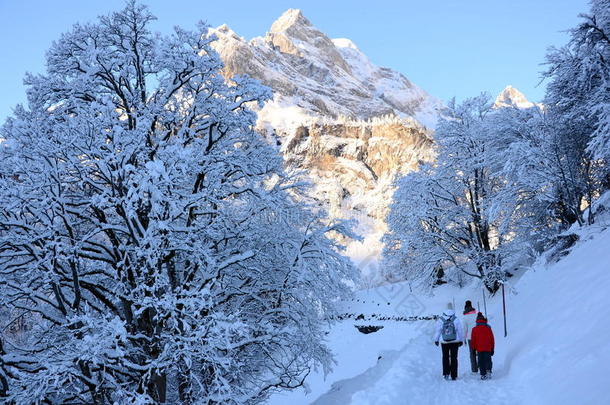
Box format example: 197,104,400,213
267,216,610,405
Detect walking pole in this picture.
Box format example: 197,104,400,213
502,283,508,337
482,287,487,318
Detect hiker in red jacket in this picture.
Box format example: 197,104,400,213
470,312,495,380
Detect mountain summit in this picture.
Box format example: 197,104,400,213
269,9,311,33
494,85,536,108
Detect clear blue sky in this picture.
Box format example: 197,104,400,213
0,0,590,121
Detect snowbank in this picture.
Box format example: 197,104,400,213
498,221,610,404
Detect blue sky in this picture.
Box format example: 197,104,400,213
0,0,590,121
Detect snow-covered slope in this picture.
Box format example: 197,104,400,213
209,10,441,266
267,197,610,404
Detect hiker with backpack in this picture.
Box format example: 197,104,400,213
471,312,495,380
434,303,464,380
462,300,478,373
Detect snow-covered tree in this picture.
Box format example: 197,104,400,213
0,3,355,404
384,1,610,293
542,0,610,213
489,104,596,239
384,91,604,292
384,96,521,292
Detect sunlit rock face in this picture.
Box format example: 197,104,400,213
210,9,441,269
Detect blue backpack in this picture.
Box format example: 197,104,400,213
442,314,457,341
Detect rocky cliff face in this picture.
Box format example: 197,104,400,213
209,9,440,265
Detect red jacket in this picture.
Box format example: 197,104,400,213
471,319,495,352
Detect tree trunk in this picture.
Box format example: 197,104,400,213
151,371,167,403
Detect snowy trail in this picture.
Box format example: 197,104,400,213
312,326,522,405
268,220,610,405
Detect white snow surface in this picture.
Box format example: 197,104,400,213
267,215,610,405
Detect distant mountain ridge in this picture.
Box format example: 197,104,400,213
211,13,539,129
210,9,442,131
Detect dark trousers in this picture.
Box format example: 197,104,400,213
441,342,460,380
477,351,493,377
467,339,478,372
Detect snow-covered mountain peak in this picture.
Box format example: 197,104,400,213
269,8,311,34
494,85,535,108
264,9,351,73
210,9,441,127
214,23,241,40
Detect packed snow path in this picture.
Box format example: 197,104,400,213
312,330,520,405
